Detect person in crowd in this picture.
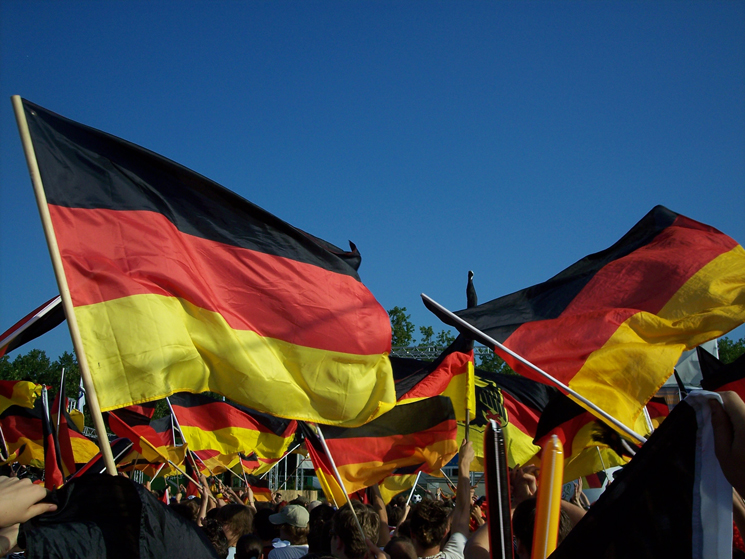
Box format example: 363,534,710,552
0,476,58,555
254,507,281,558
307,502,335,555
329,501,380,559
384,536,417,559
268,504,311,559
710,391,745,497
408,439,474,559
220,504,255,559
201,517,230,559
235,533,265,559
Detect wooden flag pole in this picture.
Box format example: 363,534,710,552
11,95,117,475
314,424,367,538
421,294,647,444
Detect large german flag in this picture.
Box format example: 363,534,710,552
427,206,745,431
169,392,297,459
20,99,394,427
302,396,458,502
392,335,476,422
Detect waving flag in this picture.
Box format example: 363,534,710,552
302,396,458,502
19,98,394,427
108,409,185,465
392,335,476,421
428,206,745,432
699,345,745,400
0,380,42,415
169,392,297,459
0,296,64,358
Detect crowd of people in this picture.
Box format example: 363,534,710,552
1,391,745,559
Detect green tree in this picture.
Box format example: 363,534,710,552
389,306,415,347
719,335,745,364
418,326,434,347
477,348,516,375
435,330,456,347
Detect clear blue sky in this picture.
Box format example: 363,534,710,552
1,1,744,360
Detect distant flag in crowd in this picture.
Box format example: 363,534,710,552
18,98,394,428
302,396,458,503
190,449,236,474
245,475,272,502
41,388,64,489
699,345,745,401
0,380,43,415
76,376,86,417
0,295,64,359
550,392,733,559
426,205,745,433
169,392,297,459
392,335,476,422
51,391,77,478
107,408,185,465
301,423,347,507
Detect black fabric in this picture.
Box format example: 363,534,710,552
699,346,745,391
423,205,678,342
548,400,698,559
2,298,65,355
21,475,219,559
22,99,362,277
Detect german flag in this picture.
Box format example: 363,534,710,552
392,335,476,422
20,99,394,428
302,424,347,507
466,367,558,470
108,409,185,465
0,295,64,359
699,345,745,401
191,449,236,474
0,399,52,468
427,206,745,432
51,392,100,476
302,396,458,502
0,380,42,415
169,392,297,459
245,475,272,502
378,463,424,504
41,388,64,489
533,393,633,483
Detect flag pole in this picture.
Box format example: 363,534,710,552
56,368,66,439
12,95,117,475
315,424,368,539
421,294,647,444
406,471,423,506
259,444,301,479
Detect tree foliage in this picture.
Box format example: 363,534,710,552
719,335,745,364
389,306,415,347
476,348,516,375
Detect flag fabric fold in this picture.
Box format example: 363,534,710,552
21,98,394,428
426,206,745,432
0,380,43,415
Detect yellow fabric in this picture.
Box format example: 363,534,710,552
0,381,42,415
396,359,476,422
179,424,294,460
68,409,85,432
570,245,745,432
559,421,629,483
75,294,395,427
379,473,418,504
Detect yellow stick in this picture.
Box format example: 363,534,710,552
531,435,564,559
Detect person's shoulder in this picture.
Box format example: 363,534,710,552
440,532,467,559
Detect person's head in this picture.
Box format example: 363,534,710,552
408,500,450,553
201,517,229,559
219,504,255,547
269,504,310,545
384,537,417,559
386,498,407,527
308,503,336,554
253,507,280,544
290,496,310,508
512,498,572,559
170,498,201,523
235,533,264,559
329,502,380,559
